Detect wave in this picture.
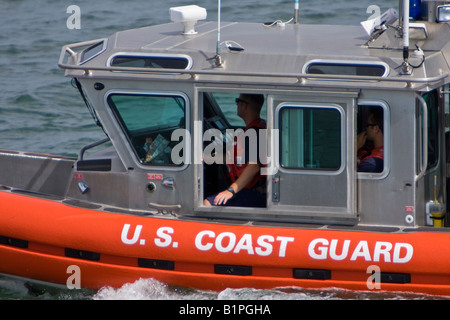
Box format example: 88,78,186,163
0,274,446,300
92,277,443,300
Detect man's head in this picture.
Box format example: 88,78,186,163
236,94,264,119
366,108,383,144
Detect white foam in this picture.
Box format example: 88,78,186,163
93,278,216,300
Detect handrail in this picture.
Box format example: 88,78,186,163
58,57,448,86
78,137,110,160
58,41,449,86
58,39,107,67
148,202,181,216
415,94,428,182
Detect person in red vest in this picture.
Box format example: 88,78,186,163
357,108,384,173
204,94,266,207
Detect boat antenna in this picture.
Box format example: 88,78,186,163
294,0,299,24
400,0,412,74
214,0,223,67
217,0,221,53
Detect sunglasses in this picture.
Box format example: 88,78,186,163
235,98,249,104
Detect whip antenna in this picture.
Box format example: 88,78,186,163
213,0,223,67
217,0,221,54
400,0,412,74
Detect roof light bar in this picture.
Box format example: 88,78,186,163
437,5,450,22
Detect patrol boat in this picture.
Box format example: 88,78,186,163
1,0,450,296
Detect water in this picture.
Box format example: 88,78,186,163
1,0,441,301
0,275,444,301
0,0,398,157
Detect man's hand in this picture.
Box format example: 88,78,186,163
357,131,367,150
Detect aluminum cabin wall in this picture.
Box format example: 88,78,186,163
68,78,196,214
357,90,418,227
0,152,75,197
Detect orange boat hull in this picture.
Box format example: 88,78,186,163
1,190,450,296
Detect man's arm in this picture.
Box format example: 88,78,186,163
212,163,260,205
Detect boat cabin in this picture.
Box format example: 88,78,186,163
27,2,450,228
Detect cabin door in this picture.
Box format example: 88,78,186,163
269,92,358,223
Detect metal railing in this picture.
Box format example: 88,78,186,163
58,41,449,88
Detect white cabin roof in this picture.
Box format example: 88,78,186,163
60,20,450,90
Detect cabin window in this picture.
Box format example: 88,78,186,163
423,90,439,169
109,54,192,70
107,93,187,166
278,105,342,170
357,104,386,174
304,61,388,77
79,40,106,64
204,92,267,128
445,84,450,115
201,91,267,203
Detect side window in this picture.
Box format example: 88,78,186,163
107,93,186,166
446,83,450,145
207,92,267,128
446,84,450,116
304,61,388,77
422,90,439,169
357,103,388,175
80,40,107,64
109,55,192,70
278,105,342,171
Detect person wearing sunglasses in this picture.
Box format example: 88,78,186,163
357,108,384,173
204,94,266,207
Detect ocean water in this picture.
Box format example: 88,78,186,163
1,0,442,301
0,0,399,157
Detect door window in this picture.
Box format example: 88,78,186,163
278,105,342,171
107,93,187,166
357,101,389,177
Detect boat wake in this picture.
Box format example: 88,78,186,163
93,278,217,300
0,275,446,300
93,278,334,300
92,278,443,300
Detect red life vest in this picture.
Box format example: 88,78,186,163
227,118,266,189
357,146,384,168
